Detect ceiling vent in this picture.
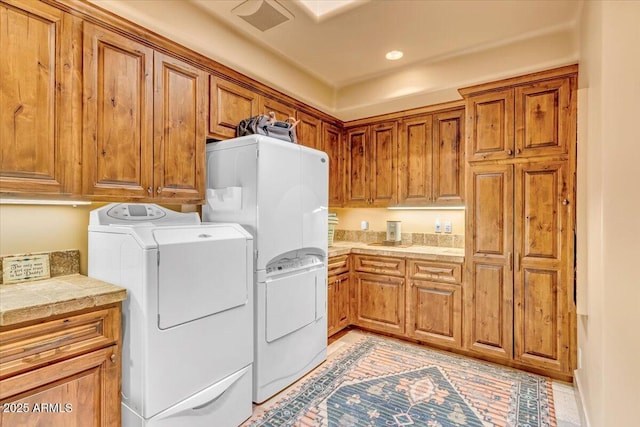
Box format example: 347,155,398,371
232,0,294,32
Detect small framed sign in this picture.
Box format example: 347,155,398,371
2,254,51,284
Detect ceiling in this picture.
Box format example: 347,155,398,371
191,0,583,89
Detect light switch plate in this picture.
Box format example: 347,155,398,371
444,221,452,233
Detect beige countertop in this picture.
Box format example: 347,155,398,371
328,241,464,263
0,274,126,327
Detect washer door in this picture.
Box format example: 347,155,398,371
153,226,249,329
265,266,325,342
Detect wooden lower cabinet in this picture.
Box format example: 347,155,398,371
407,260,463,349
0,305,122,427
354,272,405,335
328,272,350,337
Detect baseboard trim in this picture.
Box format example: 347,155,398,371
573,369,591,427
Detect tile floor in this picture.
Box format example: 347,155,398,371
246,329,585,426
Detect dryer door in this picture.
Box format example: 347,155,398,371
153,226,249,329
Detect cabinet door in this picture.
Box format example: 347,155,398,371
82,22,153,198
327,275,338,336
335,273,350,331
515,77,574,158
464,163,514,361
513,161,572,373
354,272,405,335
0,1,80,195
153,52,206,203
466,88,514,161
433,108,465,205
407,279,462,348
0,346,120,427
258,96,295,121
369,121,397,206
324,122,343,206
398,115,433,205
208,76,258,139
328,272,350,337
297,111,322,150
345,126,369,206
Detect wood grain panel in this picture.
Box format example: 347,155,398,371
345,126,369,205
354,255,405,276
466,89,514,161
515,77,572,157
514,161,570,372
208,76,257,138
398,115,433,204
408,280,461,347
0,1,80,194
354,272,405,334
258,96,295,121
154,52,205,202
323,122,343,206
82,22,153,198
409,260,462,284
433,108,464,204
296,111,322,150
471,166,512,255
370,121,397,206
328,255,350,276
520,269,558,360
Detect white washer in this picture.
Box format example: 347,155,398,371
88,203,253,427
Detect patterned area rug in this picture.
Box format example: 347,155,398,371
243,332,556,427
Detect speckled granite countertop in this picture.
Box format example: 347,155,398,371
0,274,126,327
328,241,464,263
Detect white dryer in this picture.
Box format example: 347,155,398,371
88,203,253,427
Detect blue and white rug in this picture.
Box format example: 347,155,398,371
244,332,555,427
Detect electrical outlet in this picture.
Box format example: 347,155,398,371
435,220,441,233
444,221,452,233
361,221,369,230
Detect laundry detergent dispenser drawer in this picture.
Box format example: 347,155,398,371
153,226,249,329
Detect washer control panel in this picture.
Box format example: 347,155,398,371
106,204,167,221
267,255,323,275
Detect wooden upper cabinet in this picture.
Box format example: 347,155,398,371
258,96,295,121
323,122,343,206
464,163,514,361
398,107,464,206
296,111,322,150
153,52,206,202
208,76,258,139
466,88,514,162
433,108,465,205
465,72,575,162
369,121,397,206
82,22,154,199
513,161,571,372
345,125,369,206
398,115,433,205
515,77,573,158
345,121,397,207
0,1,80,195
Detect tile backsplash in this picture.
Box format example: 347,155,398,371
334,230,464,248
0,250,80,285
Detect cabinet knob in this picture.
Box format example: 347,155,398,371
562,199,570,206
110,353,117,363
507,149,513,155
147,187,152,194
157,187,162,194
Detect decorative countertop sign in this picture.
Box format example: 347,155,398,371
2,254,51,284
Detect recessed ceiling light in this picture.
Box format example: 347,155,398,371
385,50,403,61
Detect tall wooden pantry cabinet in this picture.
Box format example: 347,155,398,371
460,65,578,380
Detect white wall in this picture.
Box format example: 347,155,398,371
577,1,640,426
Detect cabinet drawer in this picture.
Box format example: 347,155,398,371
354,255,405,277
408,260,462,284
328,255,350,276
0,307,120,379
